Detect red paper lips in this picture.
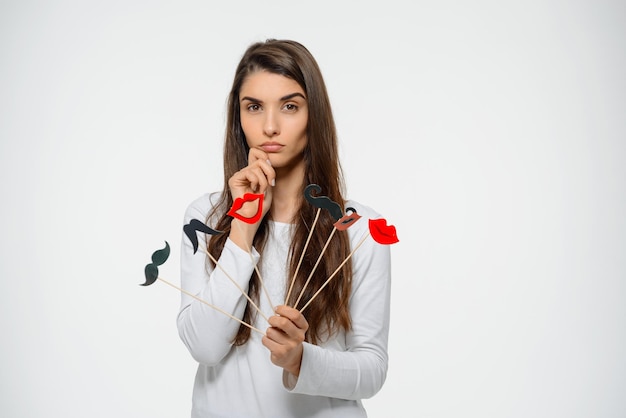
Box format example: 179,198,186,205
333,210,362,231
368,218,399,244
227,193,264,224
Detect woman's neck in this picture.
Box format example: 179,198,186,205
269,163,305,223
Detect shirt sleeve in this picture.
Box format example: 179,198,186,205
284,205,392,400
176,194,260,366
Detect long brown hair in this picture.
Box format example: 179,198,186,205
207,39,352,345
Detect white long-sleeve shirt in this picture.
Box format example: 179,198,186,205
177,192,392,418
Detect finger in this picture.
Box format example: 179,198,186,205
265,325,290,343
262,332,295,359
248,149,276,187
274,305,309,330
248,147,269,164
229,170,258,194
262,332,304,376
267,316,299,339
247,166,269,193
231,166,268,194
267,316,307,343
264,330,300,357
262,334,281,351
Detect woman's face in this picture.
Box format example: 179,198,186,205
239,71,308,170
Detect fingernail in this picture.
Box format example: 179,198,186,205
266,159,272,166
271,178,276,187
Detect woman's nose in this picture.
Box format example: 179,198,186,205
263,110,279,137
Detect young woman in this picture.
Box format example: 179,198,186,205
177,39,392,418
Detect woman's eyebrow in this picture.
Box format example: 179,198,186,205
240,92,306,103
240,96,261,103
280,92,307,101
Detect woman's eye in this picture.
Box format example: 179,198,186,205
247,104,261,112
283,103,298,112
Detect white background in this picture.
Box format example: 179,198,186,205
1,1,624,417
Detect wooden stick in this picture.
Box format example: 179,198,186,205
284,207,321,305
299,231,370,313
293,227,337,308
233,220,274,312
157,277,265,336
204,249,269,323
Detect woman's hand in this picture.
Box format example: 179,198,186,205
227,148,275,249
262,305,309,377
229,148,275,204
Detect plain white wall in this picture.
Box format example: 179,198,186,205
1,1,624,417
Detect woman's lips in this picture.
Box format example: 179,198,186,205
260,142,284,152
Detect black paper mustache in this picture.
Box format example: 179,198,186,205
304,183,358,224
304,184,343,221
142,241,170,286
183,219,223,254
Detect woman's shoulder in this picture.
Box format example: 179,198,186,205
183,191,222,222
342,199,383,239
345,199,382,220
